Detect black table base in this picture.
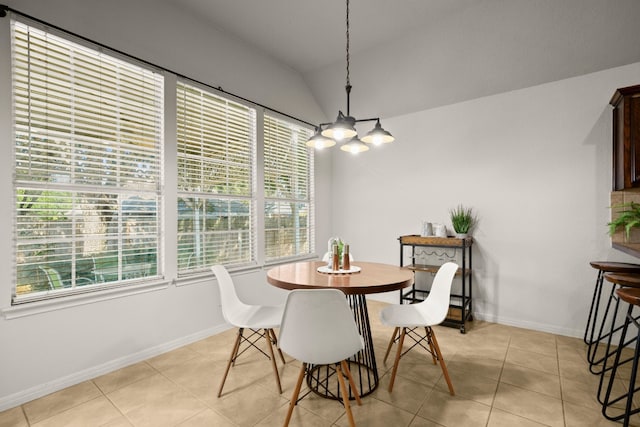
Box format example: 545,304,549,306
306,294,378,400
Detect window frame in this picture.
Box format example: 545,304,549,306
263,113,315,264
11,18,165,304
176,79,258,275
7,16,316,308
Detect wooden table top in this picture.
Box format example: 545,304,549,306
267,261,414,295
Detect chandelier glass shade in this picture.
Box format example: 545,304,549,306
321,112,357,141
340,136,369,153
305,0,394,153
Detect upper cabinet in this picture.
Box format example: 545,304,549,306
611,84,640,190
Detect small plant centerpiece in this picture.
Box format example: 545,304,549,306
608,202,640,242
449,205,476,238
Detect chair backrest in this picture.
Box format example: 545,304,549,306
211,265,249,324
417,262,459,324
39,265,64,290
279,289,364,365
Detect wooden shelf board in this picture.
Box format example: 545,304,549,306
399,235,473,247
613,242,640,259
402,264,471,276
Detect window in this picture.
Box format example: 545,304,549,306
12,21,164,299
176,82,256,274
9,18,315,304
264,115,314,261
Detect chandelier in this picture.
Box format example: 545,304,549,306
305,0,395,154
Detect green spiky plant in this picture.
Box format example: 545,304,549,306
449,205,476,235
608,202,640,240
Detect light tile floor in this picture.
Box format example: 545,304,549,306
1,300,638,426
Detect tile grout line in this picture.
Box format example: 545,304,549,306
555,335,568,427
484,335,509,427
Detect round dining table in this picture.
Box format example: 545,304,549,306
267,260,414,399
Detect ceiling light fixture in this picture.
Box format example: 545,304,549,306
305,0,394,153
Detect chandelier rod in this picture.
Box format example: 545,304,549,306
345,0,352,116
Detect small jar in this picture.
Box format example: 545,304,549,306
342,244,350,270
332,244,340,271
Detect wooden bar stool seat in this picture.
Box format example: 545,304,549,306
590,262,640,275
603,273,640,288
618,287,640,305
585,262,640,375
602,287,640,426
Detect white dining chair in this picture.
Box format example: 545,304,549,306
279,289,364,427
380,262,459,394
211,265,286,397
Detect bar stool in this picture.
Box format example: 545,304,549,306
586,262,640,374
596,273,640,405
601,286,640,426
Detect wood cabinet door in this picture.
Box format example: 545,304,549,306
611,85,640,190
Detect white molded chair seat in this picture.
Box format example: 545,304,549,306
279,289,364,427
380,262,459,395
211,265,286,397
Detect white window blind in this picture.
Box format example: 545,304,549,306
12,20,164,300
176,81,256,274
264,115,314,261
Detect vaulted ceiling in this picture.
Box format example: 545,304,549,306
169,0,640,121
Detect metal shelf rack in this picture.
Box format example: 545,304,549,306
398,235,473,333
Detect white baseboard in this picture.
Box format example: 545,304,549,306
472,312,582,338
0,324,230,412
367,294,584,338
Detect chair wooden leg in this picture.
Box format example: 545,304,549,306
283,363,306,427
425,327,437,365
341,360,362,405
336,362,356,427
218,328,243,397
264,328,283,394
231,328,244,367
269,328,287,364
388,327,406,392
383,327,399,364
429,327,454,396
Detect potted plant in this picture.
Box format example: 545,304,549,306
449,205,476,238
608,202,640,241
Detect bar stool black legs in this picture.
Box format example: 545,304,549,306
595,273,640,406
587,276,619,374
602,287,640,427
585,262,640,375
585,267,606,345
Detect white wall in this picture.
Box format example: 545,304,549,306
0,0,331,411
331,62,640,336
